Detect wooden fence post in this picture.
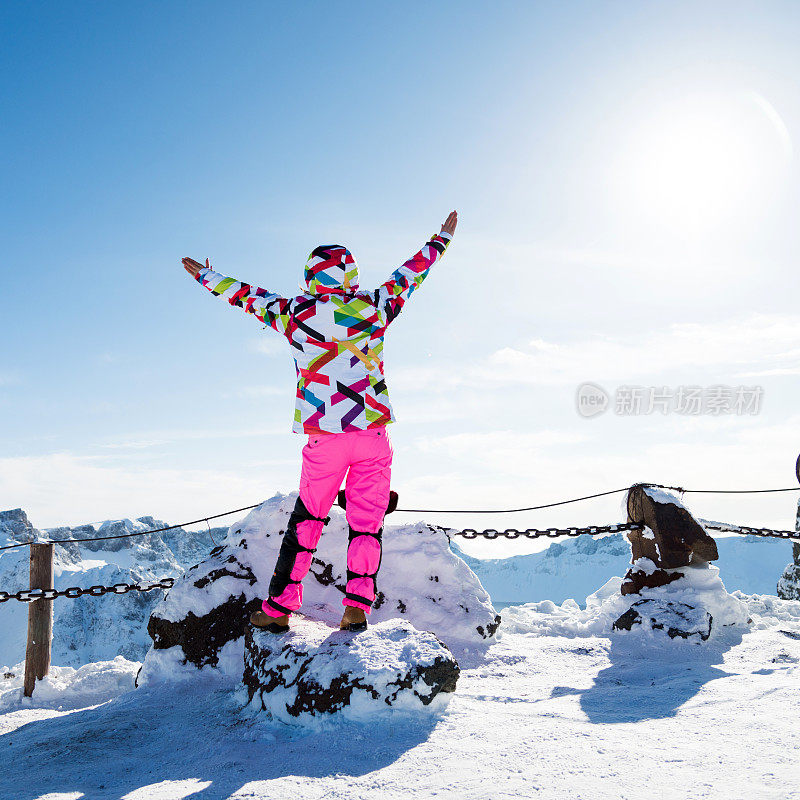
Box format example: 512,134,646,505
23,543,54,698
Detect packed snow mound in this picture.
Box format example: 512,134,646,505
139,492,499,683
0,508,220,668
242,618,459,725
735,590,800,629
0,656,139,712
500,563,751,642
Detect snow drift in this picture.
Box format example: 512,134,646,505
501,561,750,642
0,655,139,712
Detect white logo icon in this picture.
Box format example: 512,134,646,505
576,382,609,418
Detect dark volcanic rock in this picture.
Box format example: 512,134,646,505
242,618,459,723
144,541,260,671
621,567,685,596
148,594,261,669
613,598,713,641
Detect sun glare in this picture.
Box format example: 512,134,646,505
613,90,792,235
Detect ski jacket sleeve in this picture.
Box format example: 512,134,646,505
376,231,452,325
195,267,292,336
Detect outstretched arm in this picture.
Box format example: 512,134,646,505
377,211,457,325
182,257,291,336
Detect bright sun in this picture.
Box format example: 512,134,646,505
614,90,792,235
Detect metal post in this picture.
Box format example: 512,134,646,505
23,543,54,697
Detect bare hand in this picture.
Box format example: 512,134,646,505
182,257,210,278
441,210,458,237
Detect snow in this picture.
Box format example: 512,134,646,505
2,502,800,798
502,563,750,640
0,656,139,713
642,484,690,507
1,586,799,800
632,554,659,574
137,637,251,688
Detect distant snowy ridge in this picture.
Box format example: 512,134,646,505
0,508,222,669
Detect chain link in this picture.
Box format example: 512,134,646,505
453,522,644,540
703,523,800,540
453,520,800,541
0,577,174,604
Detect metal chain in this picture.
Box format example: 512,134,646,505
703,523,800,540
2,518,798,603
0,577,174,604
452,522,643,540
453,520,800,541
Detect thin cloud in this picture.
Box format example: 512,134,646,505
391,313,800,390
97,425,286,450
0,452,290,529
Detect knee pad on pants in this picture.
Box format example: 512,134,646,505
268,495,330,603
345,525,383,609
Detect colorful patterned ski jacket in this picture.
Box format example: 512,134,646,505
195,230,453,434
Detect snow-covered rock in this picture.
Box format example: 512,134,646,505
612,599,713,640
0,508,220,667
777,542,800,600
140,492,500,683
621,485,719,596
242,618,459,724
776,500,800,600
501,562,750,642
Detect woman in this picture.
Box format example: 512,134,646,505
182,210,457,632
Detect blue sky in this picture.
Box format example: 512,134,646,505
2,1,799,553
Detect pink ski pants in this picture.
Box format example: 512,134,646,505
262,426,393,618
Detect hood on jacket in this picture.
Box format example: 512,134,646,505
304,245,359,295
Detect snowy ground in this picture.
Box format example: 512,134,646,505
2,585,799,800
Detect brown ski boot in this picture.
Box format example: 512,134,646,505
250,609,290,633
340,605,368,632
